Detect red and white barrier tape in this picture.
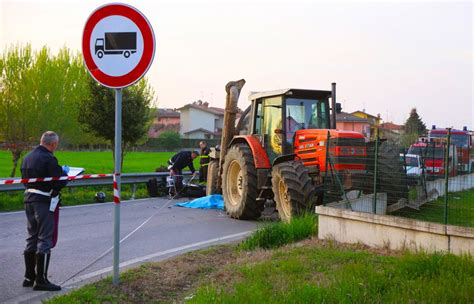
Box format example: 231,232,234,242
0,174,112,185
113,173,120,204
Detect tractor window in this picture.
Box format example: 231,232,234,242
314,101,328,129
285,98,329,146
254,102,263,135
263,97,283,162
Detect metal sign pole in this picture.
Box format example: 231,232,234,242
113,88,122,285
83,3,154,288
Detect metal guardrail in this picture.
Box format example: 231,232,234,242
0,172,193,192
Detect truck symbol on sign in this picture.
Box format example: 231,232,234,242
95,32,137,59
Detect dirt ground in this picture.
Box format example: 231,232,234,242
93,237,401,303
96,244,238,303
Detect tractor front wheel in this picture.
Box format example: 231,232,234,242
206,160,220,195
222,144,262,219
272,161,316,222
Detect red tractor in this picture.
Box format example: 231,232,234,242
208,80,405,221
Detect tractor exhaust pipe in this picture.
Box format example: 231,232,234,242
331,82,337,129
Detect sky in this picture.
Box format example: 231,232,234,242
0,0,472,128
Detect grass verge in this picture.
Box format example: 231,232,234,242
239,213,317,250
46,238,474,304
0,184,152,212
190,241,474,304
0,150,202,212
46,217,474,303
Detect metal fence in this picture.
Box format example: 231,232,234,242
322,129,474,228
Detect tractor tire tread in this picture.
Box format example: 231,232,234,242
272,161,315,222
222,144,261,220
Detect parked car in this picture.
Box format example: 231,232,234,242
400,153,424,185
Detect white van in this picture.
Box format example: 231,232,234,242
401,153,423,177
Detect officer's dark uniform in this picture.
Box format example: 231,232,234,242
20,145,67,290
168,151,196,192
199,145,210,182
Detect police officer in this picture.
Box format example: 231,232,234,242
168,150,198,194
21,131,68,291
199,141,210,183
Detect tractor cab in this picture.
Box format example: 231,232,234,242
247,89,333,163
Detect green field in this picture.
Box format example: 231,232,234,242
2,150,472,228
392,189,474,227
0,150,201,177
0,150,201,212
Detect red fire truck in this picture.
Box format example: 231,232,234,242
407,141,458,178
428,126,473,174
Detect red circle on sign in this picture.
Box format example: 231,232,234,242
82,4,155,88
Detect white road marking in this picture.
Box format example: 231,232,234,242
8,230,253,304
65,230,252,286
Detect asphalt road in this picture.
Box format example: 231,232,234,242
0,197,259,303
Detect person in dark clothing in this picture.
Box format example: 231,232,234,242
21,131,68,291
167,150,198,194
199,141,210,183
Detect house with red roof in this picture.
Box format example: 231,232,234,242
148,108,181,138
336,112,371,139
379,122,404,134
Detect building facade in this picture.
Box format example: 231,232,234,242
351,110,383,139
179,101,224,139
148,108,180,138
336,112,371,139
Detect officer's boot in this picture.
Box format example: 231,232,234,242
22,251,36,287
33,253,61,291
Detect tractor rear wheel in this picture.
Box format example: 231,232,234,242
206,160,220,195
272,161,316,222
222,144,262,219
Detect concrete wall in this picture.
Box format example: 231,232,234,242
316,206,474,255
215,116,224,130
426,173,474,198
327,191,388,215
180,109,190,136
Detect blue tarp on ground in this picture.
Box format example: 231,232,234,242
175,194,224,210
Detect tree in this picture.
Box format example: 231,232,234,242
0,45,36,177
47,48,96,146
78,77,154,162
402,108,427,147
404,108,426,135
158,131,181,150
0,45,91,176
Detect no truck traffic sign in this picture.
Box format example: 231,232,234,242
82,3,155,88
82,3,156,285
